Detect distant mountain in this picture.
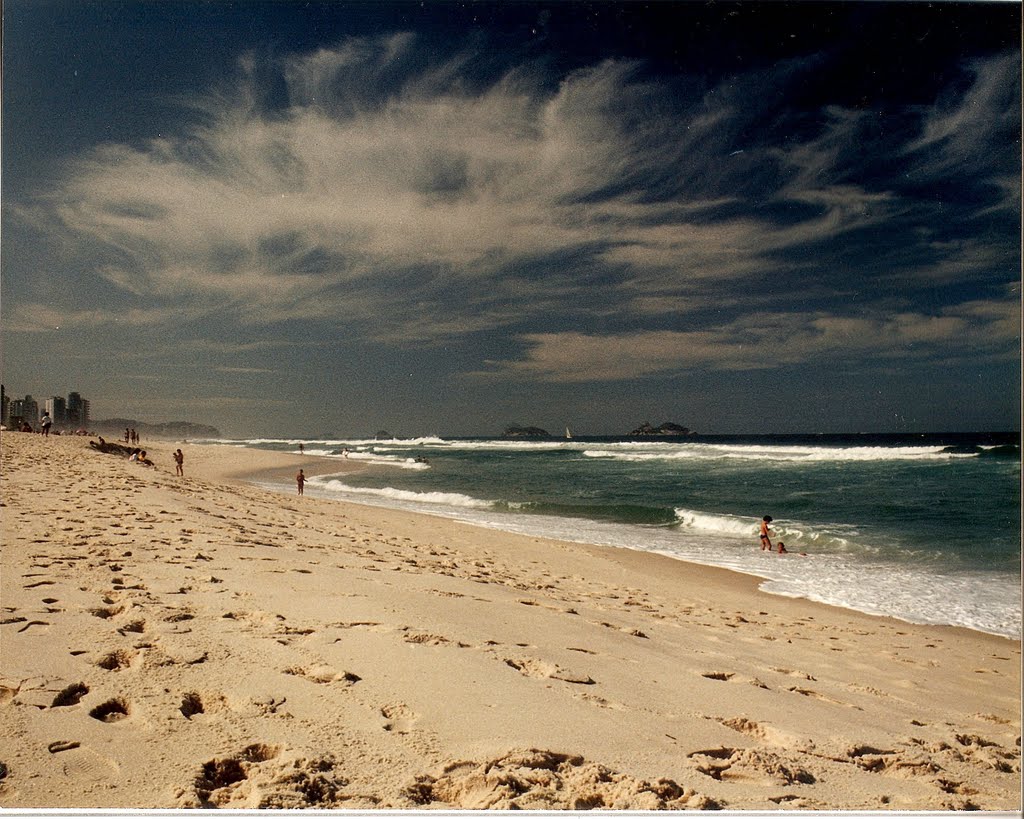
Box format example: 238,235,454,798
503,425,550,438
93,418,221,439
629,421,694,436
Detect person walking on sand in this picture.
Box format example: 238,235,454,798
40,412,52,437
174,448,184,477
759,515,774,551
296,469,305,496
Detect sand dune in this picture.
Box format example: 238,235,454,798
0,432,1019,809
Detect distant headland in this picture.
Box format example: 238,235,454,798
93,418,221,439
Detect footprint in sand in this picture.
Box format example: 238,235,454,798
403,632,455,646
89,604,125,620
688,747,816,786
117,619,146,635
96,649,136,672
407,749,719,810
574,691,626,710
787,686,854,708
181,744,347,809
48,740,82,753
718,716,810,750
51,683,90,708
56,744,120,782
503,657,595,685
0,684,20,706
381,703,419,734
88,697,131,722
283,665,361,686
180,692,205,719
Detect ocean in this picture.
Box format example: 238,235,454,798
206,432,1021,639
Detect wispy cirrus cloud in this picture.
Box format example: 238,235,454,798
476,295,1021,383
9,35,1020,380
3,302,195,333
905,51,1021,182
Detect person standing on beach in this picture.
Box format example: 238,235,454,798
296,469,305,496
40,412,52,437
174,448,184,477
759,516,774,551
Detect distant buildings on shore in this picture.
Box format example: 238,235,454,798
1,384,91,431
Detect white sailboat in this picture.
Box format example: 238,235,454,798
565,427,573,439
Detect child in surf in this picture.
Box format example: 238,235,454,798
759,516,774,551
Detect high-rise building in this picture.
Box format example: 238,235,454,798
67,392,84,428
10,395,39,427
46,396,68,427
3,389,89,430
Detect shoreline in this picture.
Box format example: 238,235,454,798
1,431,1020,809
236,444,1021,641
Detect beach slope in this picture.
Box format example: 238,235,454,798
0,433,1019,809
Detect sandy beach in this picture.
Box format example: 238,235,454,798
0,431,1019,810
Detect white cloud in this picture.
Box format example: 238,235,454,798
2,302,193,333
11,34,1020,373
475,297,1020,383
906,51,1020,170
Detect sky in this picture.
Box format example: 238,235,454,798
2,1,1020,438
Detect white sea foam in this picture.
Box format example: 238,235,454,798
344,451,430,470
449,510,1019,638
674,508,758,536
672,508,860,550
308,477,493,509
425,440,576,451
217,436,980,463
209,436,446,447
584,444,971,462
241,442,434,466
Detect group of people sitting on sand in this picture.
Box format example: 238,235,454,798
89,436,185,476
128,448,154,467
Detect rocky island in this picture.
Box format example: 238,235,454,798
629,422,694,436
502,426,550,438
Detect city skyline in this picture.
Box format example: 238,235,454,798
1,385,91,431
2,1,1020,437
